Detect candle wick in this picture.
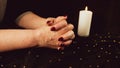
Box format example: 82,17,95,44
85,6,88,11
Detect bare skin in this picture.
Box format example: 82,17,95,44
17,11,75,49
0,29,36,52
16,11,68,30
0,12,75,52
0,24,74,52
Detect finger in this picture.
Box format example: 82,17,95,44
47,16,67,26
50,16,68,31
57,47,65,50
57,40,72,50
54,16,67,23
46,17,55,26
62,40,73,47
59,30,75,41
51,20,68,31
50,41,63,49
57,24,74,35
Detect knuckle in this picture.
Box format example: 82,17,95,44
68,24,74,29
70,30,74,34
72,34,75,39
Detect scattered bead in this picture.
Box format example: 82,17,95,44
61,52,64,55
73,51,76,54
106,60,110,62
99,36,102,39
85,44,89,47
0,56,2,59
101,40,106,42
96,65,100,68
36,54,40,58
49,60,52,63
105,51,108,54
115,56,119,59
0,64,4,67
113,40,116,43
118,42,120,44
69,66,73,68
98,55,101,58
100,48,103,50
93,45,96,47
28,51,31,55
108,45,111,47
88,50,91,52
77,47,80,49
108,36,111,38
79,58,83,61
88,65,92,67
23,65,26,68
108,52,111,55
107,32,110,35
13,64,17,68
58,58,61,62
95,43,98,46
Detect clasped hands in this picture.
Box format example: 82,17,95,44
17,12,75,50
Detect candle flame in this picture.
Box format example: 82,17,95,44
85,6,88,11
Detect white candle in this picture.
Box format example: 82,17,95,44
78,6,93,37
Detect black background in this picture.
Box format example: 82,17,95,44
2,0,120,34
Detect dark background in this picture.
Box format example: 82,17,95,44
0,0,120,68
2,0,120,34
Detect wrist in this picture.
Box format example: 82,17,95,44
32,29,42,47
28,30,39,47
16,11,33,23
16,11,47,29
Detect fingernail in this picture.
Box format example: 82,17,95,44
47,21,51,24
57,47,64,51
51,27,56,31
60,47,64,50
58,37,64,41
60,44,65,47
64,16,67,19
57,47,61,50
64,15,67,17
47,21,54,26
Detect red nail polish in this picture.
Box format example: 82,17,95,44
64,15,67,17
47,21,50,24
60,44,65,47
51,27,56,31
58,37,64,41
59,47,65,50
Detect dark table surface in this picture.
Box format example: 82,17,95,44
0,32,120,68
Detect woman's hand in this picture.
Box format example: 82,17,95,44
17,12,75,50
17,11,68,29
34,24,75,50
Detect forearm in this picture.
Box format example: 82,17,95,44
0,29,37,52
16,11,46,29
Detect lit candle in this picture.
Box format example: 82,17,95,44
78,6,93,37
